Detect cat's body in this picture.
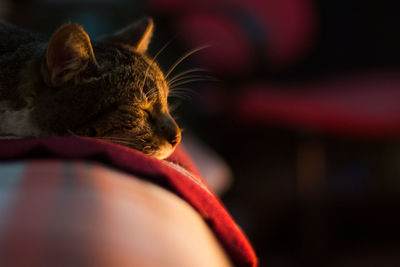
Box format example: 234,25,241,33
0,22,44,136
0,18,181,159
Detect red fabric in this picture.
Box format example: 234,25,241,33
0,137,258,267
234,72,400,139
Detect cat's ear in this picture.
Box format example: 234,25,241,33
43,23,96,87
102,17,154,53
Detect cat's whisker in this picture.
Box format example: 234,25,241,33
152,38,175,63
95,136,137,142
165,44,211,79
169,78,216,90
169,87,194,95
168,74,215,87
168,87,196,100
95,137,135,145
168,101,182,112
167,68,209,83
103,139,132,145
169,78,216,89
169,87,194,94
169,94,192,100
98,134,151,144
95,136,127,141
61,130,151,151
105,140,134,146
140,38,175,95
167,68,209,85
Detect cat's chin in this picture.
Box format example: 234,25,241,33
148,143,176,160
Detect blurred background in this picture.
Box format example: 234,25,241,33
2,0,400,265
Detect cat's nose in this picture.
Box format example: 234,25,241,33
168,132,181,147
164,125,181,147
159,115,181,147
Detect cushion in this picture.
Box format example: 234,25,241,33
0,137,258,267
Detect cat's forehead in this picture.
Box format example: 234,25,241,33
88,43,166,100
101,47,168,103
105,47,163,78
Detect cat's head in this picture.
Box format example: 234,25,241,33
33,18,181,159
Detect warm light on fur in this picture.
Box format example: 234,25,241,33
0,18,181,159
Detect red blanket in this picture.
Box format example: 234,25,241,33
0,137,257,267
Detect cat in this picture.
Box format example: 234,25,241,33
0,17,181,159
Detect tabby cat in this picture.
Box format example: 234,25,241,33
0,18,181,159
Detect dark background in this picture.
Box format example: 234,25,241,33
2,0,400,265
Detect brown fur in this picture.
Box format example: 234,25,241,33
0,18,181,159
